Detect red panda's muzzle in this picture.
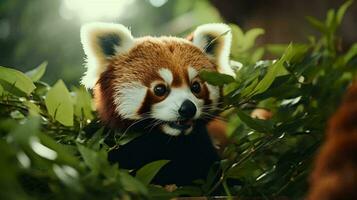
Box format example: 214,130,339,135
168,119,193,130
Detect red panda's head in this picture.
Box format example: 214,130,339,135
80,23,234,136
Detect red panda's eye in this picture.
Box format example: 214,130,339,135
154,84,167,96
191,81,201,94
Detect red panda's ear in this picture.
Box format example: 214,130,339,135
80,23,134,88
192,23,235,77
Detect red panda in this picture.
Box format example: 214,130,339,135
80,23,234,185
307,82,357,200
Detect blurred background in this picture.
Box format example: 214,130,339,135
0,0,356,86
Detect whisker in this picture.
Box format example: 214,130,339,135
202,102,226,108
202,104,226,109
166,135,174,144
201,111,228,122
203,101,225,105
149,120,164,132
144,118,160,129
201,115,227,123
201,106,225,110
118,113,153,140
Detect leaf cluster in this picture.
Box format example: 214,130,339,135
199,1,356,198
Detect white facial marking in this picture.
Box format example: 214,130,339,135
188,67,198,81
113,82,147,119
158,68,173,85
152,87,204,121
161,124,181,136
161,123,193,136
206,83,220,111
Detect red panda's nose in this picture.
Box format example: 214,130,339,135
178,100,197,119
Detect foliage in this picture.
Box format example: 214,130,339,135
0,0,221,86
0,1,356,199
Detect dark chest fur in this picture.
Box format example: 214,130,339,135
107,121,220,185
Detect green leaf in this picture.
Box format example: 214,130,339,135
78,144,120,180
230,24,245,55
281,43,309,62
78,143,116,178
25,61,47,82
72,86,94,120
344,43,357,64
325,9,336,29
240,79,259,97
0,66,36,95
45,80,74,126
24,101,41,116
120,171,148,195
337,0,353,25
243,28,265,51
251,44,308,96
250,60,285,96
236,110,273,133
33,81,51,96
77,144,100,173
306,16,326,33
86,127,104,150
266,44,289,56
10,116,40,145
226,159,258,180
251,47,265,63
200,70,235,86
136,160,170,185
230,24,264,53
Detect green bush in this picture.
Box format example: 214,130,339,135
0,1,356,199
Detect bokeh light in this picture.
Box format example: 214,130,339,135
60,0,136,22
149,0,168,7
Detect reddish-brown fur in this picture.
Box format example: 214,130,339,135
207,118,229,153
94,37,218,128
307,82,357,200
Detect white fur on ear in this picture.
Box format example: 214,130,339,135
80,22,134,88
192,23,235,77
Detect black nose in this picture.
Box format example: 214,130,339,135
178,100,197,119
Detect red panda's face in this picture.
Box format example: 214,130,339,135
80,23,235,136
